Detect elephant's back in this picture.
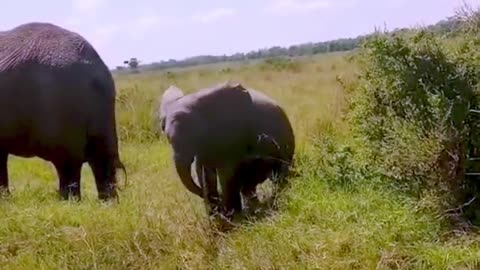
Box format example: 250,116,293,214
248,88,295,159
0,22,103,72
179,82,256,161
192,82,252,113
0,23,116,160
195,83,253,133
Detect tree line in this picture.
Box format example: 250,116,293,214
116,15,461,72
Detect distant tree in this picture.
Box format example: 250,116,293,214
123,57,140,73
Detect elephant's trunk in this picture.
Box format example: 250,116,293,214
173,153,203,198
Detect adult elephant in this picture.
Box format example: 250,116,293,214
159,82,295,218
158,82,257,217
0,22,125,201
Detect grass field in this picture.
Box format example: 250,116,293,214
1,51,480,269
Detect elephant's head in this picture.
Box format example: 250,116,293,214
158,85,184,132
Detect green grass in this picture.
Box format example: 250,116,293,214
1,52,480,269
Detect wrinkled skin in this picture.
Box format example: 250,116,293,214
200,88,296,215
245,87,295,187
159,83,295,219
0,22,125,201
159,82,257,217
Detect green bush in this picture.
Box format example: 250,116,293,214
347,28,480,213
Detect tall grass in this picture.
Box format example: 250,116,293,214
1,52,480,269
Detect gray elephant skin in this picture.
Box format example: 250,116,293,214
0,22,125,200
201,87,296,214
158,82,295,218
159,82,257,216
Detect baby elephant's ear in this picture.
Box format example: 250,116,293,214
163,85,185,102
229,82,247,92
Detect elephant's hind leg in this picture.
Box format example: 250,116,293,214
54,159,83,201
89,157,118,201
0,151,9,197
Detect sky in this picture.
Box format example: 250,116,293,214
2,0,479,68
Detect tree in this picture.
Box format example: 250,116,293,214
123,57,140,73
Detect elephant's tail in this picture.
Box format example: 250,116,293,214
114,157,128,190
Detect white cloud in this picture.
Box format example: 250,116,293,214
137,15,162,28
192,8,237,24
63,17,83,28
385,0,408,8
123,14,183,40
71,0,109,15
265,0,356,15
83,24,120,50
62,12,179,48
266,0,331,14
92,24,119,41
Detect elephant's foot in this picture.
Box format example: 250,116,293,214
205,206,237,232
216,208,240,231
223,208,237,220
206,203,222,218
208,194,221,206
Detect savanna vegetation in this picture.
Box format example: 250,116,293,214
3,4,480,270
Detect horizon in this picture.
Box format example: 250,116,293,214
2,0,478,69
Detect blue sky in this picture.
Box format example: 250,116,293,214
2,0,478,68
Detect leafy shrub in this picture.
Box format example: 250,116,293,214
309,119,381,195
347,28,480,213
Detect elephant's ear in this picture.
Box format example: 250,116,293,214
155,86,181,135
162,85,185,103
159,85,185,121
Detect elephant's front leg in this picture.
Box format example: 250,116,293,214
218,165,242,220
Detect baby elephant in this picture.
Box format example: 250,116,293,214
158,82,295,220
200,87,296,216
158,82,258,217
